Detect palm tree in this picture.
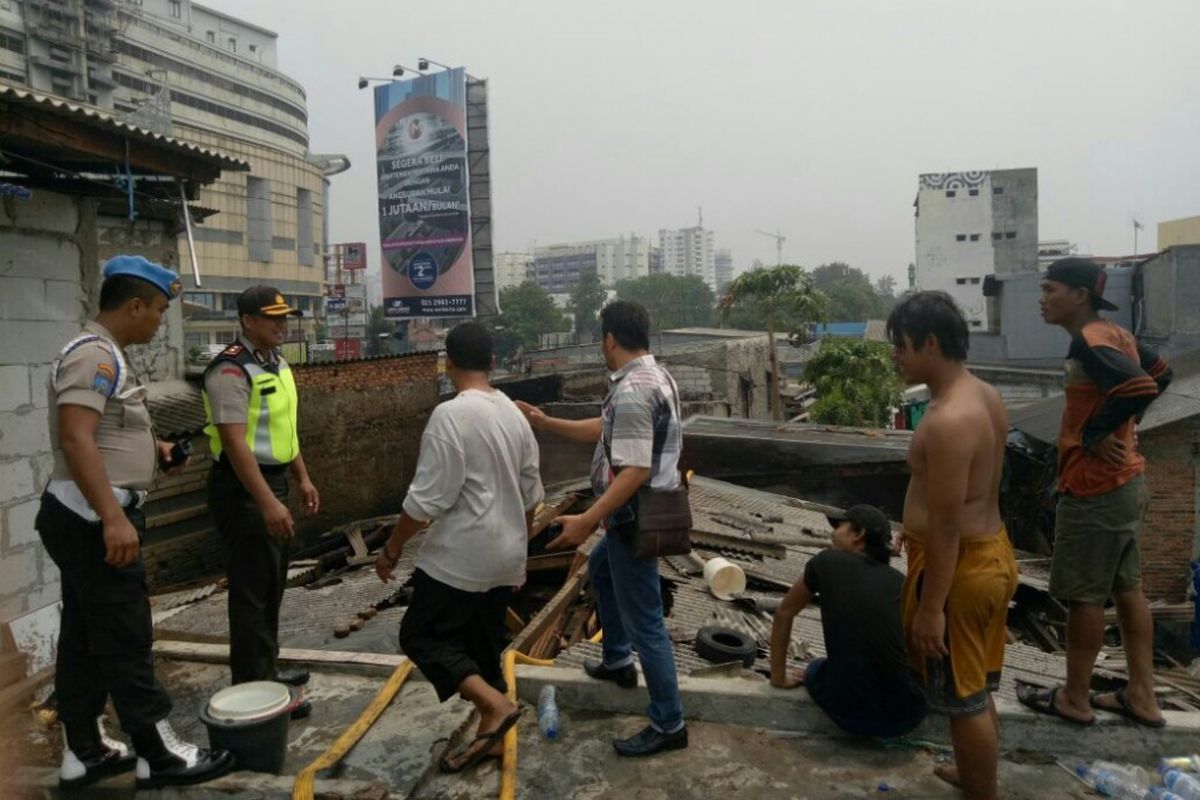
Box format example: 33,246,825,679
719,265,828,420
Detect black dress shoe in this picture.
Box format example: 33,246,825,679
613,724,688,757
59,719,136,789
274,669,310,687
583,659,638,689
132,720,236,789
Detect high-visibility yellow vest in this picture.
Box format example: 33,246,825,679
202,342,299,465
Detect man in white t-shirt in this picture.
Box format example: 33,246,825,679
376,321,543,774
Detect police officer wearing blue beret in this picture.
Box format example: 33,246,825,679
37,256,234,789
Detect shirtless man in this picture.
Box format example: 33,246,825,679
888,292,1018,800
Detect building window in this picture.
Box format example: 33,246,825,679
297,188,314,266
970,277,981,285
0,30,24,55
228,38,237,52
246,177,271,262
206,31,215,43
1005,231,1016,239
184,332,208,351
956,234,967,242
169,0,181,18
993,186,1004,195
971,320,983,328
968,188,979,196
216,330,237,344
184,291,215,308
969,234,980,242
956,278,967,285
946,190,956,198
249,44,258,53
992,232,1003,241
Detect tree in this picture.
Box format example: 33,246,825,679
615,274,715,331
804,338,903,428
365,305,394,356
719,265,829,420
568,270,606,340
488,281,570,364
875,274,897,299
811,262,893,322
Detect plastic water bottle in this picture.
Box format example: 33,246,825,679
1076,763,1148,799
1160,756,1200,775
537,685,559,740
1146,787,1186,800
1160,769,1200,800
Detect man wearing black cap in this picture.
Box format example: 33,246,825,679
1018,259,1172,728
769,505,926,738
202,286,320,717
38,255,233,788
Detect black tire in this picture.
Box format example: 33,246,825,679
694,626,757,667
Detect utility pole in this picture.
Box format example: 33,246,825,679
1133,218,1143,255
755,229,786,266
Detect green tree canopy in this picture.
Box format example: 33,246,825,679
488,281,570,364
568,270,606,339
804,338,903,428
365,305,394,356
614,273,715,331
719,265,828,341
811,262,896,322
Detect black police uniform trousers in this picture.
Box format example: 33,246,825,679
36,492,173,734
207,458,290,685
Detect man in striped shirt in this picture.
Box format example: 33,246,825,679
1021,258,1172,728
517,300,687,757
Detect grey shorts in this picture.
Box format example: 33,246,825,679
1049,475,1148,605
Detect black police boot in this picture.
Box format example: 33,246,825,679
273,669,310,687
131,719,236,789
59,716,137,789
583,659,638,689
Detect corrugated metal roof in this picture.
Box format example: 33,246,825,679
0,84,248,170
1010,348,1200,444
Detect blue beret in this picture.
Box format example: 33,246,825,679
102,255,182,300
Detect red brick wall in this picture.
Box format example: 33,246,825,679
289,353,441,543
1139,420,1198,602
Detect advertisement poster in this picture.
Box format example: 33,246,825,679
374,68,474,318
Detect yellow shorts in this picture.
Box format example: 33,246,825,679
901,528,1018,716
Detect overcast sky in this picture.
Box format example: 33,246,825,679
221,0,1199,287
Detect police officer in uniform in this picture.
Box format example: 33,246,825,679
203,286,319,717
37,256,234,790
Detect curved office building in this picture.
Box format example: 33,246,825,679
0,0,346,350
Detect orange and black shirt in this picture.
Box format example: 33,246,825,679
1057,320,1171,497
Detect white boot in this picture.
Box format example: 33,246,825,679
132,718,235,789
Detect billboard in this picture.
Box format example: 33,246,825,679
374,68,474,319
342,242,367,271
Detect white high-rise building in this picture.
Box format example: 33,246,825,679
914,168,1038,329
659,226,716,290
494,252,533,291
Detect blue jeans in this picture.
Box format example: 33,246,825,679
589,529,685,733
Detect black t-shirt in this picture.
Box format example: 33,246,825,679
803,549,925,722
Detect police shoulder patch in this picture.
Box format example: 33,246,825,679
223,343,245,356
91,371,113,396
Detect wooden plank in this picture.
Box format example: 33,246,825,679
0,651,28,689
346,529,368,559
525,552,575,573
152,640,409,677
504,607,525,636
145,502,209,529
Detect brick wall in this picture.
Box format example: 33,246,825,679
289,353,440,543
1139,420,1198,602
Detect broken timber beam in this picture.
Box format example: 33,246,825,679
153,641,408,678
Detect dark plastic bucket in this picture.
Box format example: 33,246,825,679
200,685,293,774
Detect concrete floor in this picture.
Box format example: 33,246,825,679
4,658,1096,799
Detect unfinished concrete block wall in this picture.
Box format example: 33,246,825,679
0,191,96,625
1139,419,1199,602
290,353,440,540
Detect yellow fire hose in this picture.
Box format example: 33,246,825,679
291,660,414,800
499,650,556,800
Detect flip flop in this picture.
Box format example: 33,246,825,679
438,708,523,774
1089,688,1166,729
1016,683,1095,726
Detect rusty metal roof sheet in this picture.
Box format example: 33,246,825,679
0,84,248,170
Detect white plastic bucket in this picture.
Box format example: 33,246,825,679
703,557,746,600
206,681,291,723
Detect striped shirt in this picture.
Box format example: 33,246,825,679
1057,320,1171,497
590,354,682,527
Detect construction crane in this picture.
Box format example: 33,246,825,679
755,228,786,266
